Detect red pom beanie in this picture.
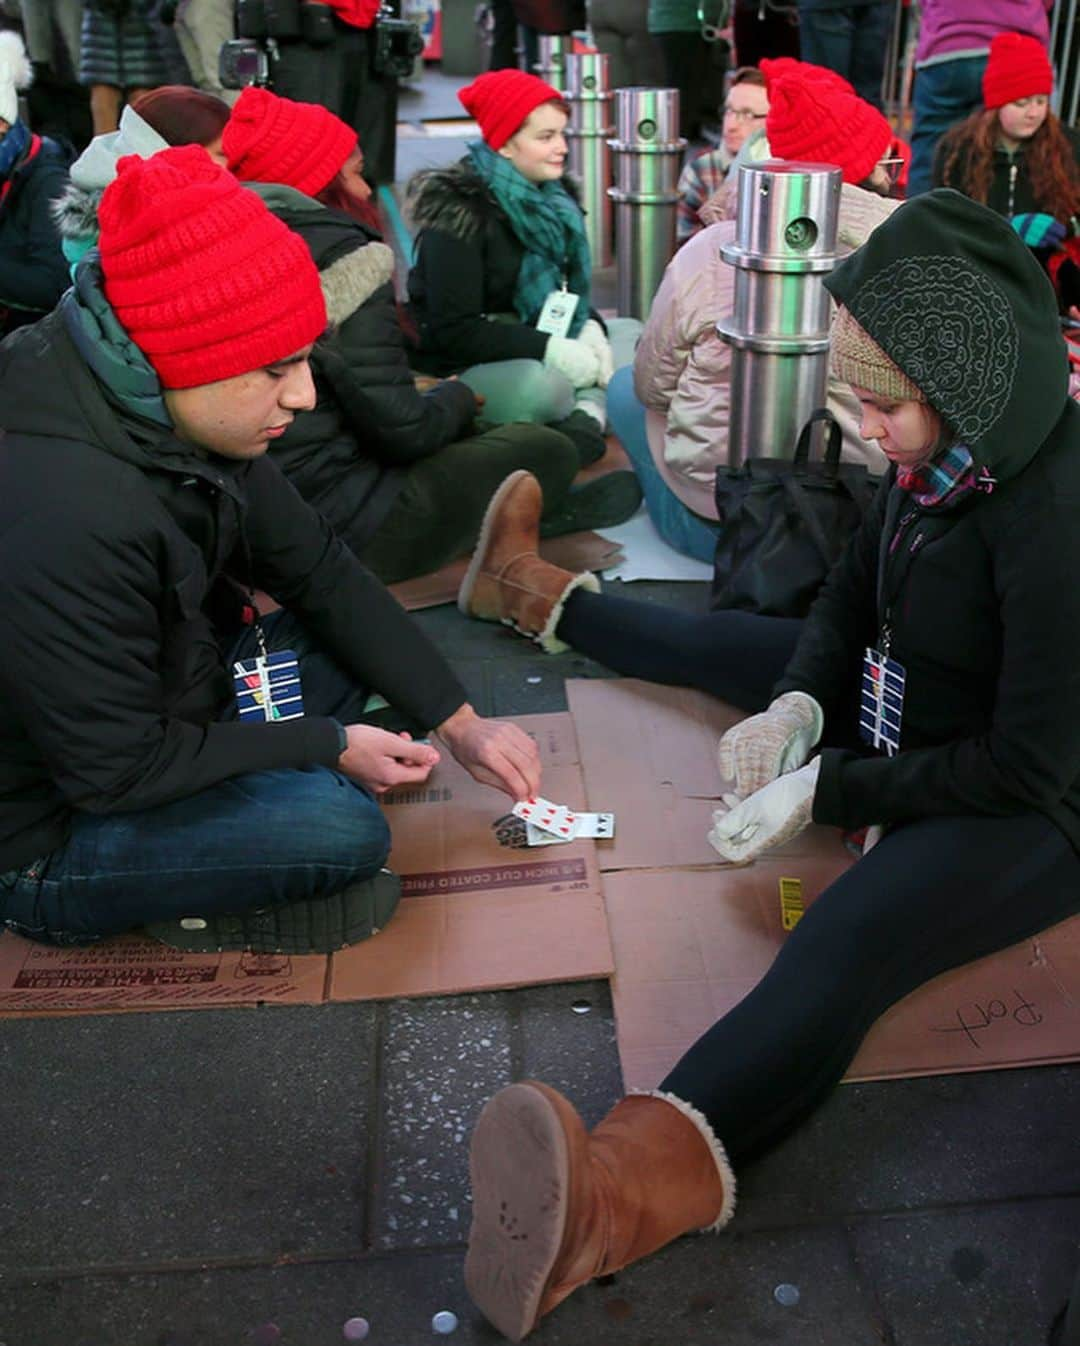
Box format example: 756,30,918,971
458,69,564,149
222,86,357,197
759,57,853,95
98,145,327,390
766,76,893,186
982,32,1053,110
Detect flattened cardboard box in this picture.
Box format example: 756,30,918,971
565,678,1080,1087
0,713,613,1015
330,713,613,1000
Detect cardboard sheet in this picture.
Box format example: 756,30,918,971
597,506,715,584
329,713,613,1000
388,531,625,612
567,677,1080,1087
0,714,614,1016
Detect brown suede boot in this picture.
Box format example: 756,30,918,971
465,1081,735,1342
458,471,601,653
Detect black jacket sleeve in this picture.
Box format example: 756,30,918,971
242,456,468,729
0,498,344,816
413,226,550,367
316,278,478,462
0,155,71,313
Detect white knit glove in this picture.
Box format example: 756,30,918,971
716,691,824,800
708,759,820,865
544,334,601,389
578,318,616,388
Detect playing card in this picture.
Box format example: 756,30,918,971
524,821,574,847
573,812,615,839
512,796,580,839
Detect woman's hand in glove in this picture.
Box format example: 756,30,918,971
717,691,823,800
578,318,616,388
708,759,821,864
544,334,601,389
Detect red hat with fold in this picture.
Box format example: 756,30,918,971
458,69,564,149
98,145,327,389
982,32,1053,110
766,75,893,186
223,85,357,197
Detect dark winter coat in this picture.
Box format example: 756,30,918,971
933,126,1080,221
0,134,72,326
79,0,172,87
249,183,478,549
406,157,558,377
773,189,1080,851
0,257,467,873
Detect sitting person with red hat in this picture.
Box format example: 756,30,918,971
405,68,642,495
0,146,541,955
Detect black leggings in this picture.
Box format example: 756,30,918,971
557,589,1080,1164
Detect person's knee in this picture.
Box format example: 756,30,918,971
295,768,392,877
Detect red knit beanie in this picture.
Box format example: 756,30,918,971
222,86,357,197
982,32,1053,110
98,145,327,390
759,57,853,95
458,69,565,150
766,76,893,186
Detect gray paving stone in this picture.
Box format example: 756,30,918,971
0,1005,377,1273
735,1065,1080,1229
375,994,513,1250
517,980,623,1128
848,1197,1080,1346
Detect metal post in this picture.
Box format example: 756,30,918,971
534,34,570,91
608,87,685,320
716,161,842,466
565,52,614,267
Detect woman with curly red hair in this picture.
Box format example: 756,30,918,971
934,33,1080,308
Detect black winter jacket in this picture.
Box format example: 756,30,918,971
0,135,72,327
406,157,556,376
0,259,467,872
774,190,1080,852
250,184,478,548
933,126,1080,220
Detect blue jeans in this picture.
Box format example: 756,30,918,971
0,612,390,945
908,55,987,198
796,2,894,109
606,364,719,565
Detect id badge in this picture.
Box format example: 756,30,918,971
232,649,304,722
535,288,580,338
859,647,905,756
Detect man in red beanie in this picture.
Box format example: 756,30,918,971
0,145,540,954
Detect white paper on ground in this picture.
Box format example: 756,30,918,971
596,506,714,583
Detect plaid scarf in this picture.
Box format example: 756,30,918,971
895,442,992,509
467,140,591,338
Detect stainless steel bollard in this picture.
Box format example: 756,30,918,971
565,52,614,266
716,161,842,466
608,88,685,320
534,34,569,91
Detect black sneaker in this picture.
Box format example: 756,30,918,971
144,869,402,954
540,470,643,539
550,408,607,466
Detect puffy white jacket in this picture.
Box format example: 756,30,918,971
633,182,895,521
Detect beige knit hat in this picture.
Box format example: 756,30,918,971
830,304,927,402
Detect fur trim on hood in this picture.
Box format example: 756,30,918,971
406,156,583,242
320,240,395,326
52,181,103,241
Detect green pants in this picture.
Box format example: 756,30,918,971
356,422,578,585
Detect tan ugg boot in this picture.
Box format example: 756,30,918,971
458,471,600,653
465,1081,736,1342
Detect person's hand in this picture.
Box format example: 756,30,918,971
543,335,601,389
338,725,440,795
579,318,616,388
716,691,823,799
708,760,820,864
436,703,541,799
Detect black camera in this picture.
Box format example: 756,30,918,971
372,2,424,79
218,37,272,88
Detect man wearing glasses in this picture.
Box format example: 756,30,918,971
676,66,770,244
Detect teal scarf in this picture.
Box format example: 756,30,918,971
467,140,591,338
